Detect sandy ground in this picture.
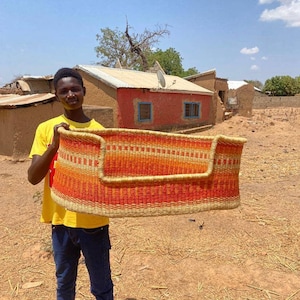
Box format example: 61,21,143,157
1,107,300,300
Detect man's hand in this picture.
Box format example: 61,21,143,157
51,123,70,153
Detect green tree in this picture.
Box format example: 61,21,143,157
263,75,297,96
95,24,198,76
182,67,199,77
147,48,198,77
295,76,300,94
148,48,183,76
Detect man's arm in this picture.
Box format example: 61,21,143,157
27,123,69,185
27,145,58,185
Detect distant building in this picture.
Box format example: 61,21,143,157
75,65,214,131
185,69,227,123
186,72,255,119
227,81,254,117
2,76,53,94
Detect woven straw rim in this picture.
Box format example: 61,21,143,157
58,127,247,184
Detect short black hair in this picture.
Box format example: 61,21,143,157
53,68,84,90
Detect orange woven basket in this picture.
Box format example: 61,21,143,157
51,128,247,217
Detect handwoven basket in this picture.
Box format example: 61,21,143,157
51,128,247,217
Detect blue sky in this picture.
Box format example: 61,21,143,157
0,0,299,86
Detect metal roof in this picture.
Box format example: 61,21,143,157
75,65,213,95
0,93,55,108
22,75,53,80
228,80,261,92
184,69,217,80
227,80,249,90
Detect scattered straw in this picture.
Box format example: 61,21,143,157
285,288,300,300
247,284,280,298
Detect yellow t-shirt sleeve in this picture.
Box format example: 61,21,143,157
29,123,51,158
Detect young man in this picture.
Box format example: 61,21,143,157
28,68,114,300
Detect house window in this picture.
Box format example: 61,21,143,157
184,102,201,118
138,102,152,122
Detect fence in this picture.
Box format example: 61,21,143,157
253,95,300,109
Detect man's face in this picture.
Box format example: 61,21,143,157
55,77,86,111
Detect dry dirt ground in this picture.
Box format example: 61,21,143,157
1,107,300,300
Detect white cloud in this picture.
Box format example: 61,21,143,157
251,65,260,71
261,56,268,60
259,0,276,4
250,56,256,60
260,0,300,27
240,46,260,55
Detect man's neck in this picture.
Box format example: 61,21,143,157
64,108,90,123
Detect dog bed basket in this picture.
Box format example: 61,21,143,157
51,128,247,217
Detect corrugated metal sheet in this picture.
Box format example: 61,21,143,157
228,80,248,90
22,75,53,80
76,65,213,95
228,80,261,92
184,69,217,80
0,93,55,108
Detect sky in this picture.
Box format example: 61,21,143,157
0,0,299,86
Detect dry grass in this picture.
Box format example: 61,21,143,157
1,108,300,299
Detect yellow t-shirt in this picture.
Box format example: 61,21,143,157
29,115,109,228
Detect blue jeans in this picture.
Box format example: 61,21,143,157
52,225,113,300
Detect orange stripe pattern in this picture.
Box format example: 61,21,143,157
51,128,247,217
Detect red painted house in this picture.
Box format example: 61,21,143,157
75,65,213,131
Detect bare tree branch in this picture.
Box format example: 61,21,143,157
95,22,170,70
125,21,170,71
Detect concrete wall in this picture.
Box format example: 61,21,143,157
228,84,254,117
0,102,113,159
0,101,63,159
253,95,300,109
214,79,228,123
189,73,215,91
77,70,119,127
116,88,212,131
83,105,114,128
25,79,52,94
187,73,227,124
